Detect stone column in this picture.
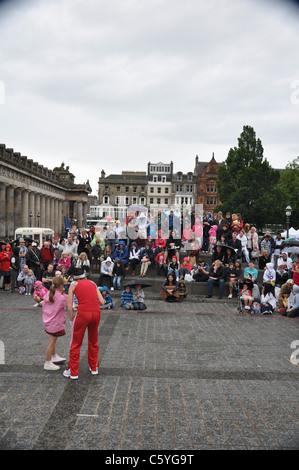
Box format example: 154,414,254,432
0,183,6,238
45,196,51,227
22,190,29,227
35,193,41,228
58,200,63,235
50,198,55,230
6,185,15,237
77,201,83,228
54,199,59,233
40,195,46,228
28,192,35,228
14,188,23,230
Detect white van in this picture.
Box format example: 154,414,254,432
14,227,55,248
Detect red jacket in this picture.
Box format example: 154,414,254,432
0,244,12,272
41,246,54,263
154,231,167,249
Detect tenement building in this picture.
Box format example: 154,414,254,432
194,153,221,213
0,144,91,238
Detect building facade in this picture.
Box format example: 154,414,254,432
194,153,221,213
97,170,148,221
147,161,173,209
0,144,91,238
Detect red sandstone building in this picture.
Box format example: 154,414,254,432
194,153,222,213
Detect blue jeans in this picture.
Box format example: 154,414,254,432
207,278,225,297
167,268,179,279
113,276,122,289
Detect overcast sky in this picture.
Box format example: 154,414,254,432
0,0,298,195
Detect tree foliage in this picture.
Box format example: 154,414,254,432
216,125,281,229
275,157,299,229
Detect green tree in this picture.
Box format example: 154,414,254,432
216,125,280,229
275,157,299,229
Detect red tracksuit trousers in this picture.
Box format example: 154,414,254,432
68,310,100,377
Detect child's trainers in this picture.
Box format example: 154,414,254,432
89,366,99,375
44,361,60,371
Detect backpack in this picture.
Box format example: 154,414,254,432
252,301,261,314
18,286,26,295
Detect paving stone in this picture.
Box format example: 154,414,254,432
0,289,298,451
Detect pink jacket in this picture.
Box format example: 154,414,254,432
57,256,71,269
33,281,48,299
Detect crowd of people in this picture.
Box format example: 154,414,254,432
1,209,298,317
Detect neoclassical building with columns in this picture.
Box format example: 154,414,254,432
0,144,91,239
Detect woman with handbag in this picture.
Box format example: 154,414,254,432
248,226,259,260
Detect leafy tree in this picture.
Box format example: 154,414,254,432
275,157,299,229
216,125,280,229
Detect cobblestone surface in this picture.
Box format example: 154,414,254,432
0,290,298,451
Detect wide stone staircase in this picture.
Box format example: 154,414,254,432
88,251,265,305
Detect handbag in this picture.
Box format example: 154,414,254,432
251,249,260,258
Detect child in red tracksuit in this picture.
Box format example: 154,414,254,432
63,268,104,379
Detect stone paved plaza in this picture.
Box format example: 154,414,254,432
0,289,298,452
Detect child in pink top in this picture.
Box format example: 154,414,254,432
42,276,68,371
33,281,49,307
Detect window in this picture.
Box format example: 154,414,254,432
125,196,130,205
125,186,129,192
157,187,161,194
206,185,210,192
177,174,182,181
150,187,154,193
157,198,161,204
150,198,154,204
164,198,168,204
115,196,120,205
165,187,169,194
133,186,137,193
104,196,109,204
140,197,145,205
132,197,137,204
117,186,121,192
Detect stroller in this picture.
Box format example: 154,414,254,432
237,277,260,314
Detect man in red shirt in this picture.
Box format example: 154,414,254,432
41,241,54,270
63,268,104,380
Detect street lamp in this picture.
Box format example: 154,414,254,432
285,205,292,238
37,212,40,228
29,211,33,227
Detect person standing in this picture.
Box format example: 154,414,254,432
43,276,68,371
63,268,104,380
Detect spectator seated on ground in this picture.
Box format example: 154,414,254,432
160,273,180,302
42,262,55,289
243,261,258,283
192,258,210,282
225,261,238,299
263,262,276,284
281,284,299,318
206,259,226,299
228,232,242,259
260,281,276,314
98,256,114,288
178,257,192,280
223,247,237,267
113,240,128,267
258,250,270,270
127,242,141,276
211,244,224,263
